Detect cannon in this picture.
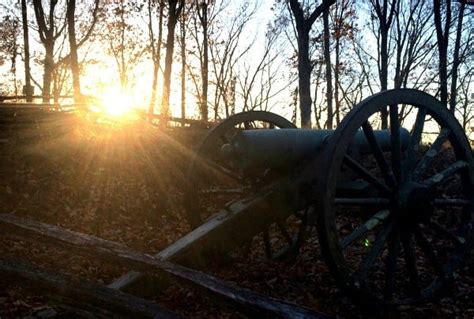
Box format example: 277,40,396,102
177,89,473,307
108,89,472,310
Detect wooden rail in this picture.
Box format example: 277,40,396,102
0,95,74,101
137,110,213,128
0,258,180,318
108,177,301,290
0,213,330,319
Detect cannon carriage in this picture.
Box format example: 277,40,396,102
179,88,473,306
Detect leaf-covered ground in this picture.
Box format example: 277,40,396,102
0,112,472,318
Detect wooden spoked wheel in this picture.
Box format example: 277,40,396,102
183,111,308,260
316,89,473,306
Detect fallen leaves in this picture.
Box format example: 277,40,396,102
0,111,472,318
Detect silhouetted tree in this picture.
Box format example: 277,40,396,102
322,6,333,128
148,0,165,116
21,0,32,101
66,0,81,104
161,0,184,117
32,0,66,102
288,0,335,128
368,0,397,128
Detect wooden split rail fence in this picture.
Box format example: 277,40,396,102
0,214,330,318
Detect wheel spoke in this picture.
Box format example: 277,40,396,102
263,229,272,259
445,227,474,274
412,225,445,278
335,198,390,206
362,121,395,187
202,159,242,183
390,104,402,184
343,155,392,195
384,229,400,300
427,220,466,245
422,160,468,188
242,242,252,260
434,198,472,207
340,209,390,249
412,129,450,180
401,232,420,297
276,222,294,246
403,108,427,176
295,210,308,245
357,221,395,283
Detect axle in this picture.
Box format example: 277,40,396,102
221,128,410,171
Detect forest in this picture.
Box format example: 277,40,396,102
0,0,472,133
0,0,473,318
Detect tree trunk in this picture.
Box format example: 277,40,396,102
297,30,312,128
370,0,396,129
149,64,159,115
289,0,335,128
380,23,388,128
433,0,451,106
323,8,333,129
148,1,164,116
67,0,82,105
198,1,209,122
448,0,465,113
43,40,54,103
161,0,183,117
180,8,186,126
21,0,32,102
32,0,60,104
119,0,127,89
334,32,340,125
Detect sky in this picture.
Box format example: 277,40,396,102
0,0,472,141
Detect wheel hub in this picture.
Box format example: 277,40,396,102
393,181,435,223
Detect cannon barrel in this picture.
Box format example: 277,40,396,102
221,128,410,171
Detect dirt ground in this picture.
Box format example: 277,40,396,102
0,111,472,318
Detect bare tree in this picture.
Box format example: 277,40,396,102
312,61,324,129
331,0,356,125
32,0,98,103
148,0,164,116
456,70,473,133
432,0,471,115
66,0,81,104
21,0,32,101
32,0,66,102
179,3,188,124
57,0,100,95
195,0,210,121
393,0,434,90
236,27,286,112
101,0,146,93
0,15,20,96
352,32,377,96
187,0,228,119
288,0,335,128
368,0,397,128
204,1,256,119
161,0,184,117
322,6,333,128
448,0,467,112
433,0,451,106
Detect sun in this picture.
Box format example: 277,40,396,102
101,89,134,117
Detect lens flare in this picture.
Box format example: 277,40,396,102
101,90,133,117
